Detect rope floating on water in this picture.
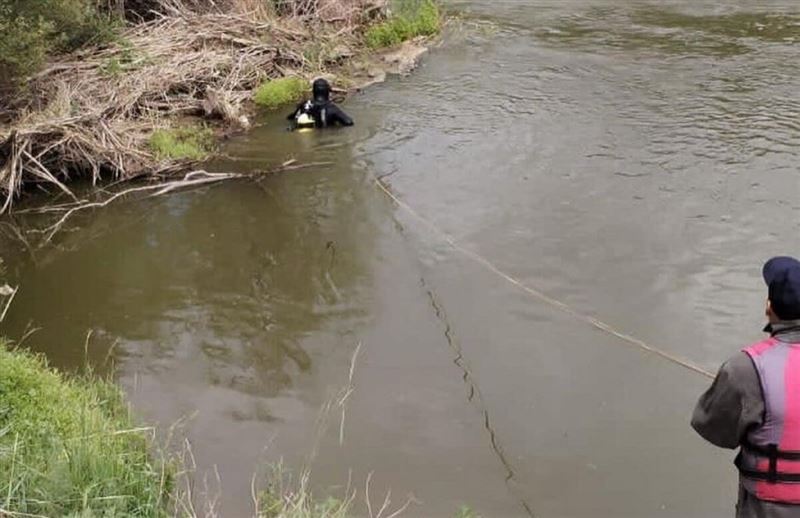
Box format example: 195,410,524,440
374,178,715,380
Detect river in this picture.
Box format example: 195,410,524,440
4,1,800,516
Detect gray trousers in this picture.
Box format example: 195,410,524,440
737,485,800,518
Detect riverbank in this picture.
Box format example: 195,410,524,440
0,341,176,516
0,341,413,517
0,0,439,215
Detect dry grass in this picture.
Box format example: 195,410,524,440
0,0,386,214
253,342,415,518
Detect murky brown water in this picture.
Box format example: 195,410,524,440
4,1,800,516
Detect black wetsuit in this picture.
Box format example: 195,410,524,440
287,79,354,129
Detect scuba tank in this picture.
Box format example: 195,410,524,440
291,80,338,132
295,101,316,131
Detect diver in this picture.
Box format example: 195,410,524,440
287,78,354,131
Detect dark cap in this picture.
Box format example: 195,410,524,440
763,256,800,320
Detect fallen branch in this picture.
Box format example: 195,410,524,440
26,160,332,244
0,285,19,323
31,171,237,244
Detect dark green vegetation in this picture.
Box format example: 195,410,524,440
149,126,215,161
253,77,309,110
0,0,116,89
365,0,440,48
0,342,173,517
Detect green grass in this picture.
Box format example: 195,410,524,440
0,342,174,517
253,76,308,110
0,341,367,518
365,0,441,49
149,126,214,161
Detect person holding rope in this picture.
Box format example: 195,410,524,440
693,256,800,517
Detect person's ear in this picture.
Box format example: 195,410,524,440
767,298,775,319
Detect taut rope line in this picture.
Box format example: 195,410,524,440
374,178,715,380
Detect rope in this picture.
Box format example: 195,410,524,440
374,178,715,380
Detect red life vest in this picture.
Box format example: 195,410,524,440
738,338,800,503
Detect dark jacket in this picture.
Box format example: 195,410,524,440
692,321,800,517
286,78,354,129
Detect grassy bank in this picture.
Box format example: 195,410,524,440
0,343,401,517
0,0,442,215
150,126,215,161
0,341,483,517
253,76,309,109
0,342,354,517
365,0,440,48
0,342,174,516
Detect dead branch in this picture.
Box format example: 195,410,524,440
24,160,331,244
0,285,19,323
